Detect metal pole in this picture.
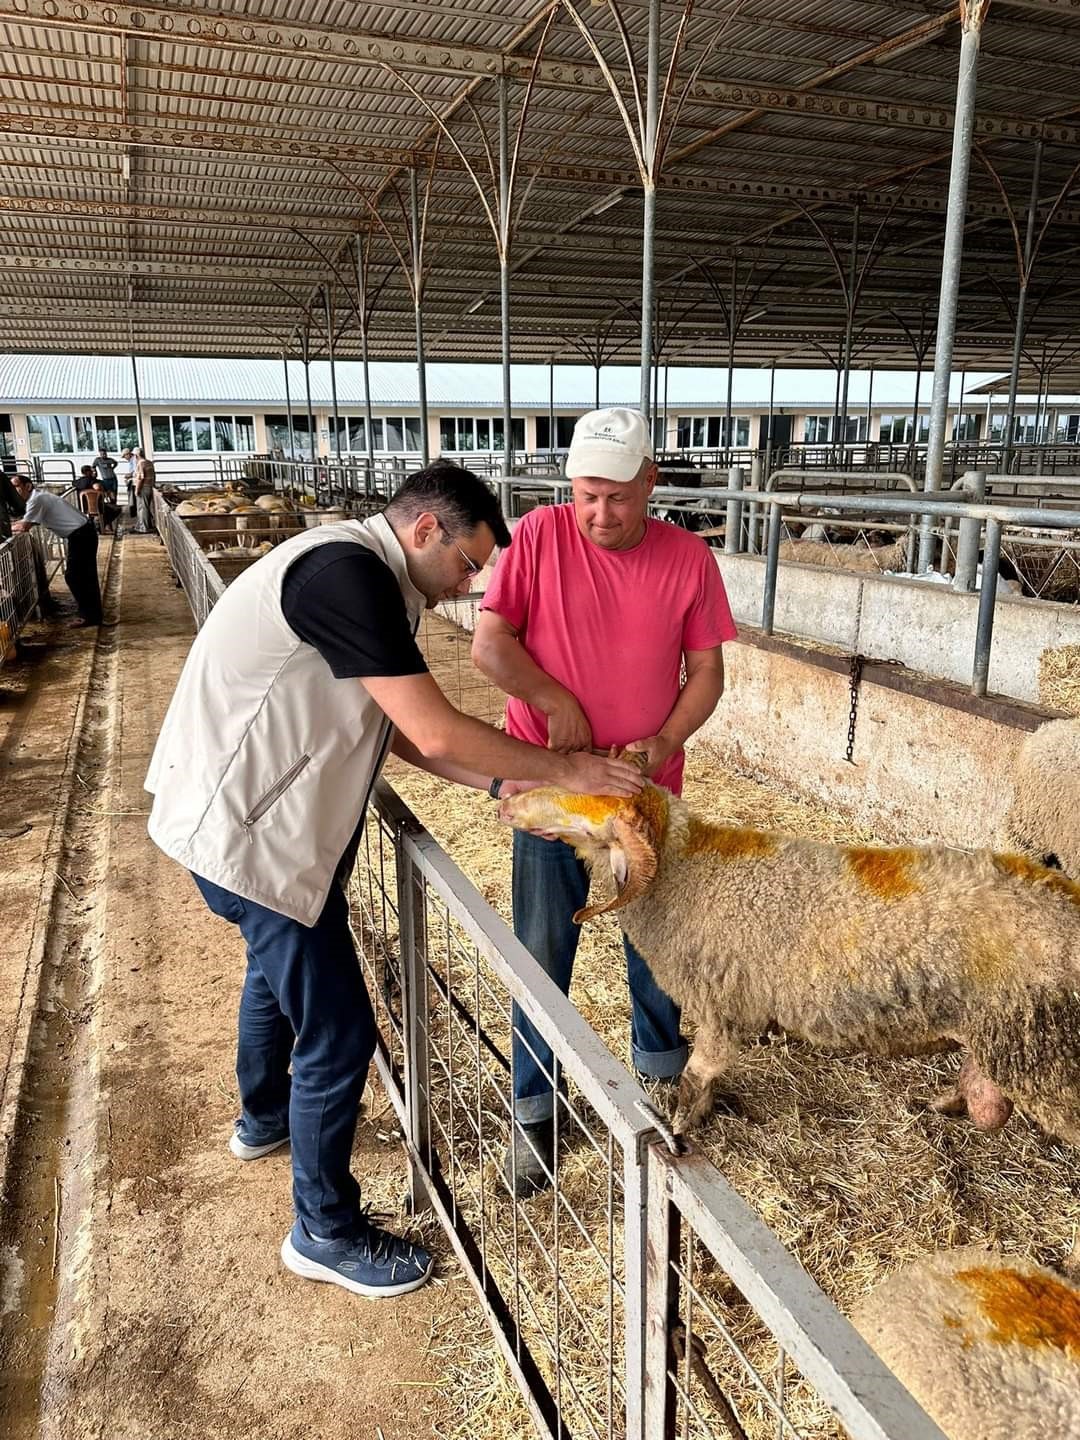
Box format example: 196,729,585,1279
725,255,737,458
356,234,376,494
1002,139,1043,475
953,468,986,591
410,167,431,468
325,285,341,463
724,464,745,555
762,500,782,635
747,453,762,553
909,365,922,475
282,349,296,466
130,349,146,454
639,0,661,418
839,202,860,446
918,3,987,573
972,515,1002,696
764,364,775,478
594,361,601,410
497,76,513,492
548,359,556,458
662,363,669,450
302,329,315,478
866,365,874,443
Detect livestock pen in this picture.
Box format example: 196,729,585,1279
154,493,1079,1440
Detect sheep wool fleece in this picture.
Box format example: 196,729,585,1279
145,513,425,925
852,1247,1080,1440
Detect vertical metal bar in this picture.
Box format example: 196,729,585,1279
953,469,986,591
129,350,146,454
1002,139,1043,475
725,464,744,555
396,836,430,1213
973,514,1002,696
356,234,376,493
866,365,874,447
839,201,860,444
410,166,431,467
498,74,513,493
595,361,601,411
644,1149,681,1438
764,364,775,478
324,285,341,463
302,330,315,488
917,6,986,573
639,0,661,418
725,255,737,455
623,1142,650,1440
763,500,782,635
549,358,556,458
282,350,296,481
747,453,762,554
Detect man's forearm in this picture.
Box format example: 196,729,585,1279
391,732,496,791
658,667,724,749
472,629,571,713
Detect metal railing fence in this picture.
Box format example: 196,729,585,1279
153,490,226,627
0,532,40,666
352,780,945,1440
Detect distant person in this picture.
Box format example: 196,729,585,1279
9,474,103,627
120,448,136,515
134,448,156,533
93,447,119,494
76,464,97,496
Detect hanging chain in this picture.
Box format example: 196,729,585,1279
846,654,863,764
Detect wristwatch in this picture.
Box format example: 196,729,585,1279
488,777,504,800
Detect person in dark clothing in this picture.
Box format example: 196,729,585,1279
9,474,103,626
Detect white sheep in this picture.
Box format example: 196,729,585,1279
851,1247,1080,1440
500,783,1080,1140
1001,718,1080,877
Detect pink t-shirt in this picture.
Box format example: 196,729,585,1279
481,505,737,793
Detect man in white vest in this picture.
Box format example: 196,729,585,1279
146,462,642,1301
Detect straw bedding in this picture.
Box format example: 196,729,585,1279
372,614,1080,1440
1039,642,1080,717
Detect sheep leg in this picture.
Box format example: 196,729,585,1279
931,1054,1014,1132
673,1029,743,1135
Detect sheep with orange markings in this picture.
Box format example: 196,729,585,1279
500,781,1080,1143
850,1247,1080,1440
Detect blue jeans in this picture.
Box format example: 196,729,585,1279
510,830,687,1124
192,873,376,1239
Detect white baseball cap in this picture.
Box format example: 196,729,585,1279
565,407,653,483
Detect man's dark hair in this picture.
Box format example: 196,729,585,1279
385,460,511,548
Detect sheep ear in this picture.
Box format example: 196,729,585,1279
573,811,659,924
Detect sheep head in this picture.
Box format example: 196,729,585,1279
499,784,669,923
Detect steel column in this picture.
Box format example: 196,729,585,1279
952,469,986,591
917,0,988,572
129,350,145,454
356,235,376,494
866,366,874,444
764,364,776,477
725,255,737,453
282,349,296,467
301,330,315,474
725,464,745,555
410,167,430,468
1002,140,1043,474
498,75,513,486
638,0,661,419
548,359,556,458
839,203,860,442
763,500,782,635
324,285,341,462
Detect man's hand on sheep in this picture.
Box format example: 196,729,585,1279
622,734,680,777
499,780,1080,1147
542,689,593,754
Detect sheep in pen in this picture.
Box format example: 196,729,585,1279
499,782,1080,1146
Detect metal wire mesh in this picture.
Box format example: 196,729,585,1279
0,532,40,665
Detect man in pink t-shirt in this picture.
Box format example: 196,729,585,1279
474,407,737,1196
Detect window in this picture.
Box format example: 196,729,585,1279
235,415,255,451
172,417,193,452
952,412,980,442
879,414,929,444
194,417,213,451
442,416,522,452
0,414,13,459
1056,414,1080,443
474,417,491,451
266,414,313,459
75,416,95,451
456,418,474,451
28,414,74,454
117,415,140,449
214,416,236,451
147,412,256,454
676,415,749,448
94,415,118,451
151,416,173,452
403,417,422,452
535,415,582,450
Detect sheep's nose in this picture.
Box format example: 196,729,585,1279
497,798,512,822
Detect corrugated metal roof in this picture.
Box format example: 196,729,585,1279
0,353,1014,408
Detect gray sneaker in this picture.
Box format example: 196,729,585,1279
502,1119,555,1199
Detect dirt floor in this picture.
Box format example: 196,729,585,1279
0,536,479,1440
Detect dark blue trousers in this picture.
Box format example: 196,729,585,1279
193,873,376,1239
510,830,687,1124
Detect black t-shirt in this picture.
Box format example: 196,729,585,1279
281,542,428,680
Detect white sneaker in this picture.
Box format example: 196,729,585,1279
228,1128,289,1161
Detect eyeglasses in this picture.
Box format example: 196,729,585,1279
440,523,482,578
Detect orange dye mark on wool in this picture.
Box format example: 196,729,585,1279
956,1266,1080,1361
845,846,920,901
684,820,777,860
559,794,622,826
993,852,1080,907
631,786,669,846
